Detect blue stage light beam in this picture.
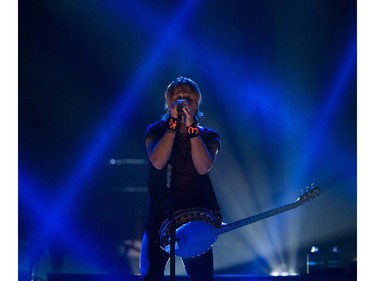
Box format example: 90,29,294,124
292,32,357,185
19,170,123,274
19,167,103,269
190,45,297,273
182,27,355,274
22,0,202,272
284,31,357,274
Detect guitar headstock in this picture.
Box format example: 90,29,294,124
296,183,320,205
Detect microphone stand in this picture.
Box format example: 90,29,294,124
167,107,182,281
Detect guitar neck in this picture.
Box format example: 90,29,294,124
218,201,299,235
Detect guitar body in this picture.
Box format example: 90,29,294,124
159,208,221,258
159,184,320,258
172,221,218,258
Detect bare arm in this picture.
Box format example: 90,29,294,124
145,130,176,170
190,136,219,175
146,102,219,173
181,105,219,175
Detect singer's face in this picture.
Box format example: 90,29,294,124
169,87,198,121
172,90,197,109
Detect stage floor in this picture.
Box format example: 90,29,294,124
41,273,356,281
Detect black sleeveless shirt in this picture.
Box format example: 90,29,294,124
143,120,222,236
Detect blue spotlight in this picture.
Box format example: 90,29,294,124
293,30,356,183
184,24,356,275
19,170,116,273
22,0,202,273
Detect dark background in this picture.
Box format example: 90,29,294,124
19,0,356,277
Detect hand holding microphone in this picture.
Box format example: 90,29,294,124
171,99,187,119
170,99,194,126
176,99,185,118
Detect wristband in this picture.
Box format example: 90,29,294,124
187,123,200,138
167,117,178,132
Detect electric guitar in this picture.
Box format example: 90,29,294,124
159,183,320,258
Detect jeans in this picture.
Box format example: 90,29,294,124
140,231,214,281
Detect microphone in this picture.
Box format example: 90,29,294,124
177,101,183,114
176,99,186,119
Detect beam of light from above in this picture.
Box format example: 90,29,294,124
194,54,294,273
292,31,357,185
23,0,202,268
283,31,357,274
182,26,355,274
194,47,295,273
19,170,121,274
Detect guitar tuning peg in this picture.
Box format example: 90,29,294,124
305,183,315,192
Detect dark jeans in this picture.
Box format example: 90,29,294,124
140,231,214,281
